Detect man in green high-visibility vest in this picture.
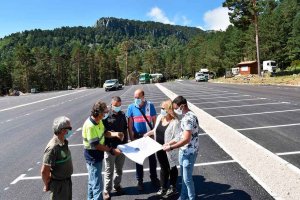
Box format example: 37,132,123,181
41,116,74,200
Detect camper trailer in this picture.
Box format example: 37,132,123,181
263,60,277,73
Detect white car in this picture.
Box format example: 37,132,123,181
195,73,207,82
103,79,121,91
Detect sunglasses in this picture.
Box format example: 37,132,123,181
64,127,72,130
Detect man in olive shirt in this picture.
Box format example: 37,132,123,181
41,116,73,200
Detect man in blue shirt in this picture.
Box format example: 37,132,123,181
127,88,159,191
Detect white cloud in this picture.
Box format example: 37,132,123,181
147,7,175,25
203,7,231,31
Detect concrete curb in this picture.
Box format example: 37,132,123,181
156,83,300,200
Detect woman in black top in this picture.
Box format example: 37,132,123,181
145,99,180,198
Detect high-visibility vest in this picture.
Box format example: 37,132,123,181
82,118,105,149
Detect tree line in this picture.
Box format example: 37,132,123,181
0,0,299,93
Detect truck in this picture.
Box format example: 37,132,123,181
139,73,151,84
263,60,277,73
200,68,209,80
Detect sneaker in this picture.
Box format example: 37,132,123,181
103,191,110,200
163,186,177,198
137,181,144,191
151,177,160,187
114,185,125,195
156,187,167,196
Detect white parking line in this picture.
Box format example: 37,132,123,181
194,98,267,105
203,102,288,110
9,160,236,184
0,90,86,112
188,95,251,101
236,123,300,131
216,109,300,118
276,151,300,156
69,144,84,147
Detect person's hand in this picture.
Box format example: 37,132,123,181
114,148,122,156
162,143,171,152
43,184,50,192
117,132,124,141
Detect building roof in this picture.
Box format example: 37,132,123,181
237,60,257,66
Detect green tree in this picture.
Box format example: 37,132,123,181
14,45,35,92
223,0,262,75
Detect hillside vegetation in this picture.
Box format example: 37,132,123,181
0,0,299,92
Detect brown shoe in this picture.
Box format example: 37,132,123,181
103,191,110,200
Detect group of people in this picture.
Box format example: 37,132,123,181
41,88,200,200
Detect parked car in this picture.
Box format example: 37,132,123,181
195,72,207,82
103,79,120,91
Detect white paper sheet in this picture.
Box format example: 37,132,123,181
117,136,162,165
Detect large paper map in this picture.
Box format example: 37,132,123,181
117,136,162,165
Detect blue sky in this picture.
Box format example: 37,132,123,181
0,0,231,38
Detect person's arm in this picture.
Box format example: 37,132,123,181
41,165,51,192
150,103,157,129
128,117,135,141
144,130,154,137
163,130,191,151
104,131,124,141
152,115,157,128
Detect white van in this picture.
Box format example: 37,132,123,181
263,60,277,73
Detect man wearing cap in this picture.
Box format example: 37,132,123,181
82,100,124,200
41,116,74,200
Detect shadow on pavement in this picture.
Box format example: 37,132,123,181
194,175,251,200
123,175,251,200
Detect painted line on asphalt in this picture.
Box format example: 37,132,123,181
4,187,9,191
202,102,289,110
69,144,84,147
215,109,300,118
0,90,86,112
237,123,300,131
276,151,300,156
194,98,267,105
188,95,251,101
156,83,300,200
9,160,236,184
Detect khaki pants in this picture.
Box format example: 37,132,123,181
104,152,125,193
49,178,72,200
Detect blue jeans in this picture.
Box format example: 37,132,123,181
86,161,103,200
136,153,157,182
179,150,198,200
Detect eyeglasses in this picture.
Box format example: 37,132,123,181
161,107,165,110
63,127,72,130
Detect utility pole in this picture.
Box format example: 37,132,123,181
253,0,261,76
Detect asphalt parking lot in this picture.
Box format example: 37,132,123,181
3,81,299,199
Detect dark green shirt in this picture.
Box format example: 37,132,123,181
43,136,73,180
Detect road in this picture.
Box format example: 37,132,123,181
1,80,299,199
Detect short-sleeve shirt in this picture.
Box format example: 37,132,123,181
178,111,200,155
103,110,128,148
42,136,73,180
82,117,105,164
127,101,157,135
